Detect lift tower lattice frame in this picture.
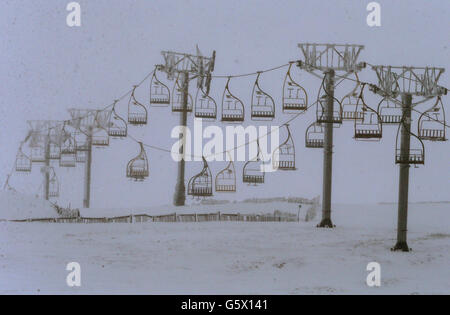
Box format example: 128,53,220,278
27,120,62,201
298,43,366,228
68,109,108,209
369,65,447,251
157,48,216,207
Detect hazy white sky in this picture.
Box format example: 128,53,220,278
0,0,449,208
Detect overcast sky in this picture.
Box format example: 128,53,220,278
1,0,449,209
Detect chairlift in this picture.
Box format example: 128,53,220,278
108,101,127,138
305,122,324,148
195,86,217,119
273,125,296,170
48,126,63,160
48,168,59,198
172,73,193,112
15,145,32,172
395,120,425,165
243,141,265,185
283,63,308,113
31,146,46,163
354,84,383,140
76,150,86,163
150,71,171,106
47,142,60,160
92,111,111,147
128,85,148,125
60,135,76,168
92,129,109,147
251,73,275,121
316,77,343,124
127,142,149,181
29,132,44,148
377,97,402,124
418,96,446,141
92,111,110,146
221,78,245,122
215,153,236,192
341,74,364,121
188,157,213,197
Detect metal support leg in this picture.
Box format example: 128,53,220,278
318,69,335,228
83,128,93,208
392,94,412,252
44,138,50,201
174,71,189,206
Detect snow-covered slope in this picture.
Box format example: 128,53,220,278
0,202,448,294
0,191,58,220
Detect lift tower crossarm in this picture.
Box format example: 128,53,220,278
298,43,365,73
160,49,216,93
370,66,446,100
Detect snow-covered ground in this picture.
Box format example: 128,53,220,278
0,202,448,294
0,191,58,221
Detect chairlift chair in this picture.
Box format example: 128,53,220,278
354,112,383,140
243,141,265,185
126,142,149,181
47,126,63,160
221,78,245,122
92,128,110,147
29,133,43,148
215,153,236,192
108,101,128,138
305,122,325,148
395,121,425,165
74,132,89,151
251,73,275,121
172,74,193,112
31,146,46,163
354,84,383,140
282,63,308,113
128,85,148,125
316,78,343,124
418,96,446,141
48,168,59,198
188,157,213,197
317,96,343,124
195,86,217,119
342,96,364,121
273,125,296,170
93,111,111,147
150,71,171,106
76,150,86,163
377,98,402,124
60,136,76,168
15,145,32,172
48,142,61,160
341,75,364,121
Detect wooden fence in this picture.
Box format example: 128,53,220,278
7,211,300,224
